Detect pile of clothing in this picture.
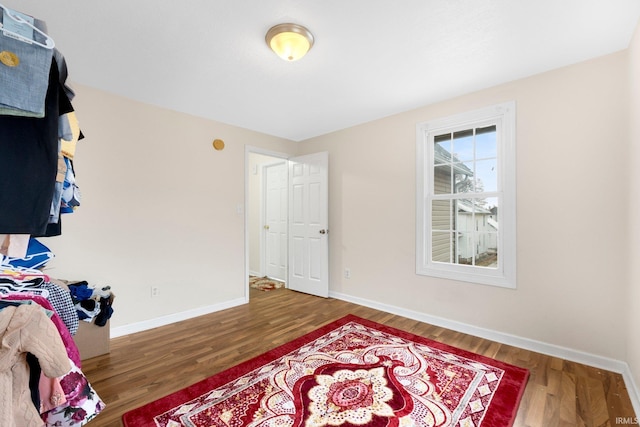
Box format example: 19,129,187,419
67,281,114,327
0,270,106,426
1,234,115,328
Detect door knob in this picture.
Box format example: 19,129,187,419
264,225,270,230
319,229,328,234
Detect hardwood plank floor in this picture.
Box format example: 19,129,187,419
81,288,637,426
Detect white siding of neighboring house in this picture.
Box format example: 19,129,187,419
455,203,498,263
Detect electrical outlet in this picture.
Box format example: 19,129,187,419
151,286,159,297
344,268,351,279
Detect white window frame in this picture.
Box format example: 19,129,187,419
416,101,517,288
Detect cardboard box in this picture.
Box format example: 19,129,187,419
74,320,110,360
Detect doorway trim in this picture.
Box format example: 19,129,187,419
244,145,290,302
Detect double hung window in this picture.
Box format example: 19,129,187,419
416,102,516,288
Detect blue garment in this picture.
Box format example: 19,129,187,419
0,11,53,117
60,157,81,214
3,237,54,269
67,282,93,301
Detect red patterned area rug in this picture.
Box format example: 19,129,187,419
123,315,529,427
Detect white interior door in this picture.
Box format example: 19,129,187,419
263,161,287,281
288,152,329,298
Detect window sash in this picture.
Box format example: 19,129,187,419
416,102,516,288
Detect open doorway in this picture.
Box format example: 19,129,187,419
245,147,330,301
245,147,289,299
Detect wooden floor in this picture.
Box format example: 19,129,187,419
81,287,637,427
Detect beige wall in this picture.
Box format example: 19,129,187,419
43,43,635,369
43,85,297,327
628,22,640,391
299,50,630,360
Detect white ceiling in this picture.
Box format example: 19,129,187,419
3,1,640,141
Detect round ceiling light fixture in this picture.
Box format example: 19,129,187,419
265,23,314,61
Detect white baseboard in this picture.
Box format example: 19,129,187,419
110,297,247,338
329,290,640,416
622,369,640,418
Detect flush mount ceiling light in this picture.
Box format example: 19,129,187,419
265,23,314,61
